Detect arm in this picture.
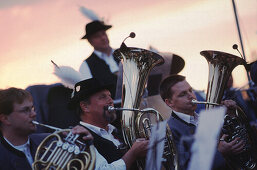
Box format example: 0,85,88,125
79,61,93,79
121,139,149,170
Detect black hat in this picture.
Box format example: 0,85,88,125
69,78,114,109
170,54,185,74
81,20,112,39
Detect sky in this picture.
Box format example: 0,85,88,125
0,0,256,91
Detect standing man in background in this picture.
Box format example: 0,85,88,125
79,20,119,98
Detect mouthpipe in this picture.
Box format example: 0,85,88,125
106,106,140,112
105,106,160,122
191,99,220,106
32,120,62,131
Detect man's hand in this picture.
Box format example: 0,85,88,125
71,125,93,141
122,138,149,169
130,138,149,158
221,100,237,110
218,134,245,155
221,100,237,115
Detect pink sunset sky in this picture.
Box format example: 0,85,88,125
0,0,256,91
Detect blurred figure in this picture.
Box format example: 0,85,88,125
79,20,119,98
69,78,149,170
223,75,257,123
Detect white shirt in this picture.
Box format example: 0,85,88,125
95,147,126,170
80,121,122,147
4,137,33,167
173,110,199,126
79,49,119,79
80,121,126,170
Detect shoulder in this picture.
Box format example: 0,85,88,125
0,143,15,168
86,52,97,61
30,133,50,145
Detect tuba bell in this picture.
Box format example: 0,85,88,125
32,121,96,170
200,50,257,170
113,38,179,170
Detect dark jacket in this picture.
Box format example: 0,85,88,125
80,125,126,163
85,52,119,98
167,112,227,170
0,133,48,170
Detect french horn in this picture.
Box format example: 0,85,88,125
200,50,257,170
32,121,96,170
113,36,179,170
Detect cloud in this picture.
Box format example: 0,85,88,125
0,0,41,9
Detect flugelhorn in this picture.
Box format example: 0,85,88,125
32,121,96,170
201,50,257,170
113,34,179,170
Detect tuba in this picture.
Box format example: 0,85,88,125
32,121,96,170
113,38,179,170
200,50,257,170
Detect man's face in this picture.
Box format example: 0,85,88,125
88,89,116,123
165,80,197,115
88,30,110,51
6,99,36,135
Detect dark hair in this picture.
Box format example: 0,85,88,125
0,88,32,117
160,75,185,101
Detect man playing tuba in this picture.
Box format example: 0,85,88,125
69,78,149,170
160,75,245,170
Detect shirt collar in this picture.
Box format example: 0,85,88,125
94,49,114,59
80,121,116,136
173,110,199,126
3,136,30,151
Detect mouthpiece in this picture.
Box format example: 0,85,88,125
104,106,116,112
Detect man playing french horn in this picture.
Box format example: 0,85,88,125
68,78,149,170
0,88,94,170
160,75,246,170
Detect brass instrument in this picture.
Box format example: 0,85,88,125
200,50,257,170
113,40,179,170
32,121,96,170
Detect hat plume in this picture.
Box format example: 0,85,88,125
79,6,100,21
51,60,84,89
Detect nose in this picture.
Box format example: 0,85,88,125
30,109,36,118
107,96,114,105
188,91,195,100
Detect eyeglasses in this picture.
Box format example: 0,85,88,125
14,106,35,115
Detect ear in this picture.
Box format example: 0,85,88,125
80,101,90,113
0,114,10,125
164,98,173,108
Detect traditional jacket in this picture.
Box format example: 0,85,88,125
0,133,48,170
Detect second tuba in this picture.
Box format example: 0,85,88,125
113,41,178,170
201,50,257,170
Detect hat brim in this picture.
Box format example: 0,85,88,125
68,84,114,109
81,25,112,40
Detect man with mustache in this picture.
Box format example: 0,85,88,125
69,78,149,170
